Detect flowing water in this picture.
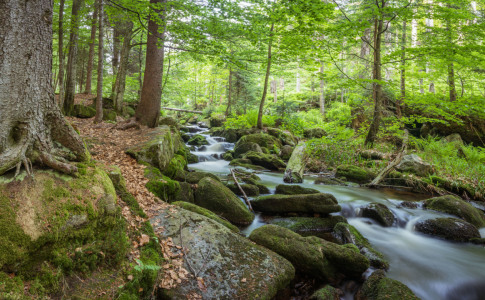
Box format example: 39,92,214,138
185,125,485,300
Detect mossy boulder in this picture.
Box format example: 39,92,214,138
209,115,225,128
151,208,295,299
251,193,341,215
0,167,129,297
234,133,282,158
275,184,320,195
195,177,254,225
233,141,263,158
283,142,307,183
360,203,396,227
304,128,327,139
266,128,298,146
102,109,117,122
227,183,260,197
356,270,419,300
414,217,480,242
243,151,286,171
310,285,341,300
396,154,433,177
173,201,239,232
144,167,181,202
279,145,294,161
423,195,485,227
249,225,369,282
229,158,267,171
159,116,179,129
222,152,234,161
72,104,96,118
335,165,374,184
123,105,135,118
187,134,209,146
126,126,184,172
174,171,220,184
270,216,346,240
163,154,188,178
333,223,389,270
186,151,199,163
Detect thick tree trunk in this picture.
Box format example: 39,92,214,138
225,68,232,117
84,4,98,94
58,0,66,106
319,61,325,116
257,23,274,130
112,21,134,113
63,0,83,115
0,0,86,176
448,62,457,102
398,20,406,119
365,15,384,146
135,0,166,128
94,0,104,124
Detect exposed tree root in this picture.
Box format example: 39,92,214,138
112,117,140,130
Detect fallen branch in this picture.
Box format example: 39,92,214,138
368,129,409,187
230,169,253,212
161,107,203,114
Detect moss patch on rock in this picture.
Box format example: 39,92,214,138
336,165,374,184
275,184,320,195
251,193,341,215
173,201,239,232
423,195,485,227
360,203,396,227
414,217,480,242
356,270,419,300
270,216,346,240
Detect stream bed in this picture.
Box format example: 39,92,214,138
185,125,485,300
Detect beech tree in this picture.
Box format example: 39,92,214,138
0,0,87,176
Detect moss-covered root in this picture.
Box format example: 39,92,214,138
249,225,369,283
172,201,240,233
356,270,419,300
333,222,389,270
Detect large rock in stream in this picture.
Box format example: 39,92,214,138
283,142,308,183
195,177,254,225
356,270,419,300
249,225,369,282
251,193,341,215
423,195,485,227
270,216,346,240
275,184,320,195
243,151,286,171
151,208,295,299
414,217,480,242
233,133,282,158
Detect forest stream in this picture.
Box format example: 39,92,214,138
185,124,485,300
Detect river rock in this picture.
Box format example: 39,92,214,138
173,182,194,203
270,216,346,239
356,270,419,300
279,145,294,161
152,208,295,299
423,195,485,227
195,177,254,225
360,203,396,227
233,141,263,158
310,285,342,300
414,217,480,242
304,128,327,139
266,128,298,146
237,133,282,151
335,165,374,184
243,151,286,171
209,115,225,127
249,225,369,282
283,142,308,183
314,177,346,186
187,134,209,146
333,222,389,270
229,158,267,171
174,171,220,184
251,193,341,215
126,126,184,172
227,183,260,197
396,154,432,177
275,184,320,195
172,201,239,232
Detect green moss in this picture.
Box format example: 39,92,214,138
102,109,117,122
310,285,340,300
163,154,187,179
424,195,485,227
243,151,286,171
271,216,346,239
252,193,341,215
146,176,180,202
358,270,419,300
229,159,267,171
173,201,240,232
187,134,208,146
275,184,320,195
0,271,24,298
226,183,260,197
335,165,374,184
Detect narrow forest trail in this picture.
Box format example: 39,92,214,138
68,107,189,291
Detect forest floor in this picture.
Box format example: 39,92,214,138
67,103,188,291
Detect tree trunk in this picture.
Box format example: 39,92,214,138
0,0,86,176
448,62,457,101
319,61,325,116
135,0,166,128
257,23,274,130
398,20,406,119
63,0,83,115
94,0,104,124
365,14,384,146
225,68,232,117
84,4,98,94
58,0,66,106
296,59,301,93
112,21,134,113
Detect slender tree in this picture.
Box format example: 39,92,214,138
84,4,98,94
257,23,274,129
94,0,104,123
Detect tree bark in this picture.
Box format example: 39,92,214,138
257,22,274,130
225,68,232,117
319,61,325,116
365,13,384,146
0,0,87,176
112,21,134,113
58,0,66,106
84,4,98,94
63,0,83,115
398,20,406,119
135,0,166,128
94,0,104,124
